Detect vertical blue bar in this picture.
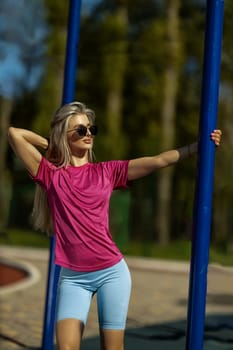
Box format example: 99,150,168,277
41,1,82,349
185,1,224,350
62,0,82,104
41,238,59,350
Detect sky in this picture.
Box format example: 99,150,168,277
0,0,102,99
84,0,100,10
0,0,47,98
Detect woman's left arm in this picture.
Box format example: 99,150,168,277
128,129,222,181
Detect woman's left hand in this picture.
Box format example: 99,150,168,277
211,129,222,146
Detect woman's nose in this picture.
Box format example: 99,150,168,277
86,127,91,136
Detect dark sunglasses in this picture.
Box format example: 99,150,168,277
71,125,98,137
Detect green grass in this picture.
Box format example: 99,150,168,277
120,240,233,267
0,228,49,248
1,228,233,267
121,240,191,260
208,247,233,267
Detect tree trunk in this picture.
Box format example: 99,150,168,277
0,97,13,230
212,96,233,251
105,4,128,159
156,0,181,245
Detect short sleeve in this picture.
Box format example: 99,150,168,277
29,157,56,191
104,160,130,190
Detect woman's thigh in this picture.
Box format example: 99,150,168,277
56,268,93,325
96,259,132,330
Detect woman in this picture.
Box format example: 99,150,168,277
8,101,222,350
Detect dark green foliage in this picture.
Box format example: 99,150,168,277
4,0,233,253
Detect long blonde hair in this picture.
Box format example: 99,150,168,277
32,101,96,235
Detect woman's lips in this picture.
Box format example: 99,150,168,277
83,138,92,144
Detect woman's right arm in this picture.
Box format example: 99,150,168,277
8,127,49,177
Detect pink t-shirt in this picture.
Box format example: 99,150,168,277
31,157,130,272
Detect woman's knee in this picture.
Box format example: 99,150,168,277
56,318,84,350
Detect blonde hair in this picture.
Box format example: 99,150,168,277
32,101,96,235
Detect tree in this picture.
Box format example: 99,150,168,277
0,0,47,230
32,0,69,136
76,0,129,160
212,0,233,251
101,1,129,159
155,0,182,245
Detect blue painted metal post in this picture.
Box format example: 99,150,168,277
41,1,82,349
41,239,59,350
62,0,83,104
185,1,224,350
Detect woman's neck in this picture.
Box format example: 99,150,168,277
71,154,89,166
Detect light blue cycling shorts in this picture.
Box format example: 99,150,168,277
55,258,132,330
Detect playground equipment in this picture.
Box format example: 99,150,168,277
186,1,224,349
41,1,82,349
41,1,225,349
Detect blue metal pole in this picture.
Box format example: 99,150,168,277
41,238,59,350
62,0,83,104
41,1,82,349
185,1,224,350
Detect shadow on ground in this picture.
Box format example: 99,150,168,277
81,314,233,350
1,314,232,350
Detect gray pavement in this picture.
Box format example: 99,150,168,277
0,246,233,350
